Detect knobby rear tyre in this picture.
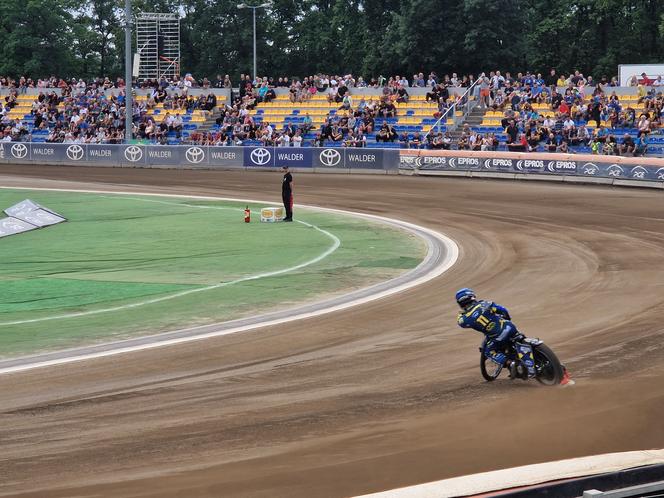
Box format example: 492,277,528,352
533,344,564,385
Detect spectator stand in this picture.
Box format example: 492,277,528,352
454,85,663,157
0,86,230,146
211,86,469,149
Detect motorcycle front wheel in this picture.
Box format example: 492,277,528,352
480,353,503,381
533,344,564,385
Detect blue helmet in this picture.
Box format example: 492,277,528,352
455,288,476,308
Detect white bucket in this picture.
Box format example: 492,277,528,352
260,206,285,223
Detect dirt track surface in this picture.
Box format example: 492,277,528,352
1,166,663,498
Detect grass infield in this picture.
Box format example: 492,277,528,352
0,189,425,357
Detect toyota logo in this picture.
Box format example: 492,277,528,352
66,145,84,161
319,148,341,167
656,168,664,181
124,145,143,162
250,147,271,166
11,143,28,159
185,146,205,164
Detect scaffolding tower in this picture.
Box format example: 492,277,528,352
136,12,180,82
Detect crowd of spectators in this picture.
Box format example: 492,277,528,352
136,69,664,152
0,74,223,144
213,70,664,92
0,69,662,153
467,69,662,156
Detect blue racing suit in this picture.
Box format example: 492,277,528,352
457,300,518,363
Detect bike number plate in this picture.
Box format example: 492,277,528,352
516,343,535,368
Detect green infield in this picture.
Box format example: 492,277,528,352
0,189,425,358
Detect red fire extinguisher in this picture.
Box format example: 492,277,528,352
244,206,251,223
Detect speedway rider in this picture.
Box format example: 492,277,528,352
455,288,519,372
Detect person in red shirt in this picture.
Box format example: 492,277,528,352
559,101,570,115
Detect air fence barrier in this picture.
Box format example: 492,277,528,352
399,149,664,188
0,143,400,174
1,141,664,188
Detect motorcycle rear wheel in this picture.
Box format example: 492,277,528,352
533,344,564,385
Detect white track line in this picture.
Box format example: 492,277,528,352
0,187,459,375
0,197,340,326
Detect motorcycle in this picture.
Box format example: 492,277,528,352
479,333,565,385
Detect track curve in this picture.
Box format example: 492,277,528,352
0,166,663,498
0,191,457,375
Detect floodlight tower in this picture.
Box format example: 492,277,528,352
236,1,272,80
125,0,133,142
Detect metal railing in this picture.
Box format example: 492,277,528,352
454,79,481,126
424,79,480,141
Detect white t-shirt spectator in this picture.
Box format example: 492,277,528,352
278,133,290,147
292,134,302,147
469,133,479,147
563,118,575,130
577,126,590,140
491,74,505,89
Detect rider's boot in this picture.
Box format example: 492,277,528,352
488,350,506,365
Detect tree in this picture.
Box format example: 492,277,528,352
0,0,662,82
0,0,76,77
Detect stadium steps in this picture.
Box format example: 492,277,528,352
443,106,489,140
196,106,224,135
463,106,489,126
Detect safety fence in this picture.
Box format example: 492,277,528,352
2,142,664,187
399,149,664,186
0,143,399,173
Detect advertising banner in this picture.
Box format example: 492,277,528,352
30,143,64,162
1,142,661,183
273,148,313,168
208,146,243,168
482,157,515,171
120,144,147,165
345,149,384,169
144,145,180,166
314,148,347,169
408,151,664,183
244,146,275,168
